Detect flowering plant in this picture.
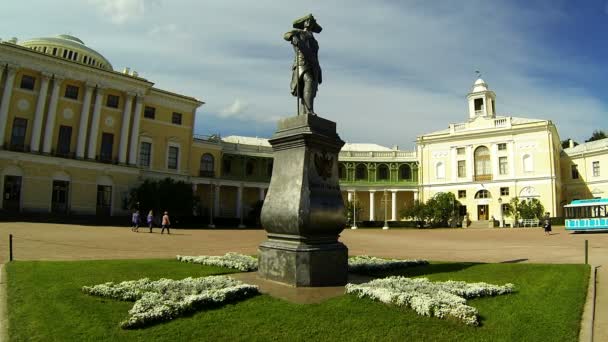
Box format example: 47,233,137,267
82,276,258,328
348,255,428,273
177,252,258,272
346,276,514,326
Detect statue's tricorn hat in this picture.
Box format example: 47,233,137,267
292,14,322,33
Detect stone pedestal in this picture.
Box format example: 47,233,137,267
259,114,348,286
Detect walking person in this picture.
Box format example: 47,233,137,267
131,210,140,232
543,213,552,236
147,210,154,233
161,211,171,235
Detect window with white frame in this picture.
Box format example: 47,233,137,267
457,147,465,155
436,162,445,179
522,154,533,173
497,143,507,151
593,161,600,177
499,156,508,175
139,142,152,168
457,160,466,178
167,145,179,170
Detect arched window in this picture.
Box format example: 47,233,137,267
200,154,214,177
338,164,346,179
475,190,490,199
474,146,491,181
523,154,533,172
436,162,445,179
377,164,389,180
246,159,256,176
399,164,412,180
355,164,368,181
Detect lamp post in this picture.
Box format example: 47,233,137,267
351,190,358,229
382,189,389,230
498,197,503,228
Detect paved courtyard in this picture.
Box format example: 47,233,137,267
0,222,606,340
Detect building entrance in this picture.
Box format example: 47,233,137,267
477,204,489,220
52,180,70,214
3,175,22,212
96,185,112,216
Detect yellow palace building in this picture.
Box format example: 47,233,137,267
1,34,607,225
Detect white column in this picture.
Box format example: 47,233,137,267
214,185,221,216
509,141,515,177
0,65,18,147
391,191,397,221
467,145,474,181
347,191,353,202
75,84,94,158
369,191,375,221
118,93,134,164
128,96,143,165
258,187,266,201
451,147,457,181
87,87,104,159
491,143,499,178
413,191,419,202
42,76,64,154
30,72,51,152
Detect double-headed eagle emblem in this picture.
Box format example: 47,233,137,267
314,152,333,180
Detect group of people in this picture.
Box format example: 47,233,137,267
131,210,171,234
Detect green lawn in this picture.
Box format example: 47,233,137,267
6,260,588,342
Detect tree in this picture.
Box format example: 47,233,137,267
585,130,607,143
519,198,544,219
400,200,430,227
561,139,579,149
401,192,462,228
129,178,196,219
345,199,364,226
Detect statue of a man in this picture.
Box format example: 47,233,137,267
284,14,322,115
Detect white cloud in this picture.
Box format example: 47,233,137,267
219,99,248,118
88,0,146,24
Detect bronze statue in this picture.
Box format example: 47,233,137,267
284,14,322,115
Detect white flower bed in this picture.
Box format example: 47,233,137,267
82,276,258,329
177,252,258,271
346,276,514,326
348,255,428,273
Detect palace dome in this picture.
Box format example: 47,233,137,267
471,78,488,93
20,34,113,70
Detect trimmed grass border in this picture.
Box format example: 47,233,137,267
7,259,588,341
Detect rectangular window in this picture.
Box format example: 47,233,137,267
474,98,483,111
593,161,600,177
168,146,179,170
100,133,113,162
458,190,466,199
56,125,72,155
106,94,120,108
10,118,27,150
64,85,79,100
571,164,579,179
459,205,467,216
457,147,465,155
499,156,508,175
172,112,182,125
52,47,57,55
500,187,509,196
497,143,507,151
20,75,35,90
223,159,232,175
457,160,466,178
139,142,151,167
144,106,156,119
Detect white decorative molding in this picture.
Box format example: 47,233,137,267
519,186,539,198
17,98,30,111
516,141,536,149
431,151,449,159
145,92,200,113
104,116,115,127
63,107,74,119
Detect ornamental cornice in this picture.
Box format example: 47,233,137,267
144,93,200,113
0,44,152,95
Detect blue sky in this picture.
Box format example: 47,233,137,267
2,0,608,149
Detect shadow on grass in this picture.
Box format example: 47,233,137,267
500,258,528,263
353,262,481,278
